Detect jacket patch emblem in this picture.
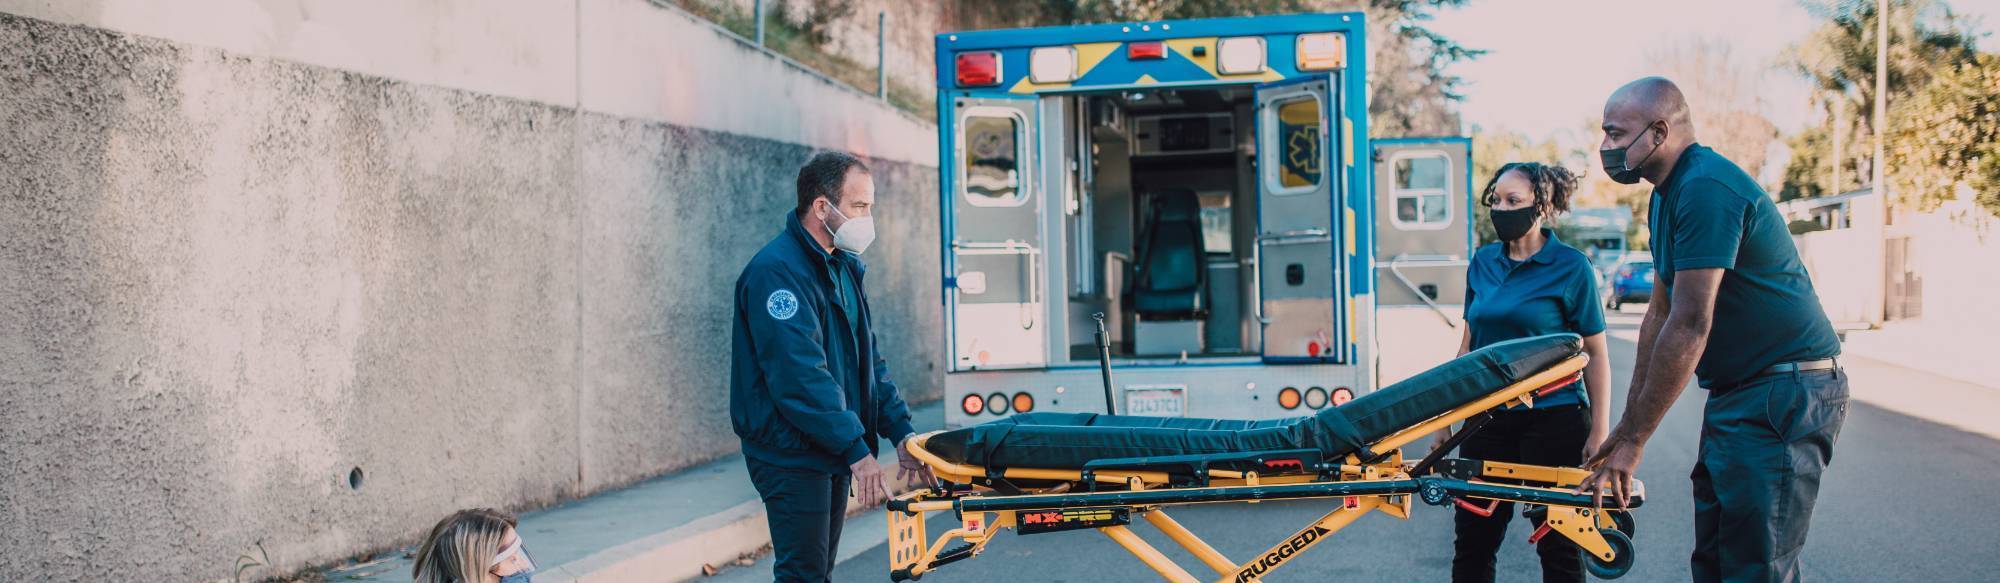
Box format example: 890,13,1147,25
766,289,800,320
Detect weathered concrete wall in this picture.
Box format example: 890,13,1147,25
708,0,954,98
0,2,941,580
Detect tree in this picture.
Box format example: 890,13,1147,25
1887,52,2000,213
1781,0,1982,199
1643,37,1780,181
952,0,1483,136
1776,122,1864,200
1366,0,1484,136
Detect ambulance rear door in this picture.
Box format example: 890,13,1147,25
948,95,1049,370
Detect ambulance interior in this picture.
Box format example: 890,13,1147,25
1063,85,1270,361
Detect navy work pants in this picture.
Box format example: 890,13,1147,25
747,458,851,583
1691,368,1848,583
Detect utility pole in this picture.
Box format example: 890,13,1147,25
1832,106,1843,196
1873,0,1888,194
878,11,889,100
754,0,765,46
1861,0,1890,326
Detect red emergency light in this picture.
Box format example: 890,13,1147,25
955,51,1001,87
1127,41,1165,60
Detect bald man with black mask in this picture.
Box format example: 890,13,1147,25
1579,77,1847,583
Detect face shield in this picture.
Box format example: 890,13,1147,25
491,536,537,581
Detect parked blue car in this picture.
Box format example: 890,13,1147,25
1608,258,1654,310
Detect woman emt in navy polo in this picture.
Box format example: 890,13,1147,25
1431,162,1613,583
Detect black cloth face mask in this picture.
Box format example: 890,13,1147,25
1599,122,1661,185
1490,206,1540,242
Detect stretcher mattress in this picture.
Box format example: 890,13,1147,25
927,333,1581,469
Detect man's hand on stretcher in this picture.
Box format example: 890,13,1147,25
896,436,937,489
851,437,937,507
1576,429,1644,509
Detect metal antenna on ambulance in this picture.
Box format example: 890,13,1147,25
1092,312,1117,415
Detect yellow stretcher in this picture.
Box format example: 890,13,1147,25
885,350,1644,582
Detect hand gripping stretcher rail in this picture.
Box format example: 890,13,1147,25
885,333,1643,582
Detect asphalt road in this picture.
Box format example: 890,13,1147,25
829,312,2000,582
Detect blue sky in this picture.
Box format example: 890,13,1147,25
1428,0,1998,144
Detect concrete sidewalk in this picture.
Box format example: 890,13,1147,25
1839,319,1998,391
1604,309,2000,439
315,402,944,582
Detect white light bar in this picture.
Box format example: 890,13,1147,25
1217,37,1266,75
1029,46,1078,84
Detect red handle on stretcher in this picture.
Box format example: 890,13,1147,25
1453,498,1499,517
1534,371,1585,397
1527,521,1554,545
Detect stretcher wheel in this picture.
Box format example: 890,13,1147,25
1609,511,1636,539
1582,528,1635,580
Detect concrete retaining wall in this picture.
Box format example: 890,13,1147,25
0,2,941,580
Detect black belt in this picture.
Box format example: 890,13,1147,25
1752,357,1839,379
1711,358,1839,393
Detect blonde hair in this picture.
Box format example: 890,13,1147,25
412,508,516,583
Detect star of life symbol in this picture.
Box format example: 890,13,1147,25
767,289,799,320
1287,126,1320,176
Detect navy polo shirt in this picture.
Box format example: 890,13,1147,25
1648,144,1840,388
1464,230,1606,409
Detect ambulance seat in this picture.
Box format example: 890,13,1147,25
1131,189,1207,320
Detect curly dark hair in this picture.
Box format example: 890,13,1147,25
1479,161,1579,215
796,151,872,214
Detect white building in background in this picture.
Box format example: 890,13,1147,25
1779,184,2000,389
1777,188,1877,231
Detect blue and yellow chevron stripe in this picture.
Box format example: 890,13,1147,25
1002,37,1291,93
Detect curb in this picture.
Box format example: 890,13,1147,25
538,458,920,583
538,500,769,583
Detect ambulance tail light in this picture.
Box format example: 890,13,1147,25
1331,386,1355,407
1012,392,1035,414
1216,37,1266,75
986,392,1011,415
955,51,1001,87
1304,387,1329,409
961,393,985,415
1127,41,1166,60
1278,387,1302,410
1296,33,1345,71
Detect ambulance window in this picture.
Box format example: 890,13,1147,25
963,113,1025,206
1268,95,1322,195
1391,151,1451,229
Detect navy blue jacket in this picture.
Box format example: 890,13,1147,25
730,211,916,474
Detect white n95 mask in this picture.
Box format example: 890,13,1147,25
824,205,877,255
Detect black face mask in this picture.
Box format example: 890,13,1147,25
1490,206,1540,242
1599,122,1661,185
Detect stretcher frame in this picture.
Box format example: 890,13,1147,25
886,354,1644,582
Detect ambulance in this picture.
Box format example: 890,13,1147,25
936,12,1474,427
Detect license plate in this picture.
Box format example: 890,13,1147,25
1124,385,1187,417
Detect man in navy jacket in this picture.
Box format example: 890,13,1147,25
731,151,929,582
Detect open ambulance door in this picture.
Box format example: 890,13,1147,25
1371,137,1473,384
1253,76,1345,363
949,96,1048,370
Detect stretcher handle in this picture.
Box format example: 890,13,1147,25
1410,412,1493,477
1093,312,1117,415
890,543,977,581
